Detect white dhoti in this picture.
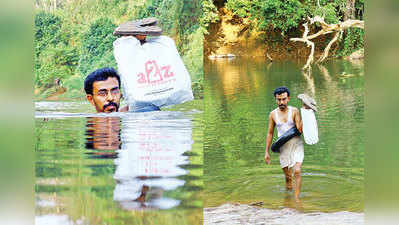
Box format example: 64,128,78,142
279,136,304,168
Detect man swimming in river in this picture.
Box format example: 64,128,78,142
264,86,304,201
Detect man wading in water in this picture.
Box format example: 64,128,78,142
264,87,304,201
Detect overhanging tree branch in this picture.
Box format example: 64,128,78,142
290,16,364,70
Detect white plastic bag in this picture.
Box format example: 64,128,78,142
113,36,193,112
300,108,319,145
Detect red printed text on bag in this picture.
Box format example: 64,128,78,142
137,59,174,84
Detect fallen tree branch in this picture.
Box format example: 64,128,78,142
290,16,364,70
318,30,342,62
290,22,315,70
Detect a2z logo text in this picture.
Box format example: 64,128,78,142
137,60,174,84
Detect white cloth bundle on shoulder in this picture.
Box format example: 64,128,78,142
113,36,193,112
300,108,319,145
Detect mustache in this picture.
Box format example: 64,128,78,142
279,104,287,108
103,101,119,111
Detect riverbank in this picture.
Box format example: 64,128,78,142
204,4,363,61
204,7,327,59
204,203,364,225
34,79,203,101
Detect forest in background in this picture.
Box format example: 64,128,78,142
34,0,364,99
35,0,212,100
204,0,364,59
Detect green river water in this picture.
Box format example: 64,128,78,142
35,58,364,224
35,101,203,225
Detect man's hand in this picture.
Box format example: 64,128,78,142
264,152,271,165
120,105,129,112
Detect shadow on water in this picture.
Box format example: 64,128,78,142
35,107,203,224
204,58,364,213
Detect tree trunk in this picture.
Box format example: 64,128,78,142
344,0,355,21
343,0,356,43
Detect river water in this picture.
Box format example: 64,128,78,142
204,58,364,213
35,101,203,225
35,58,364,224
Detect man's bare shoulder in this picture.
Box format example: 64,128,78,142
290,106,301,120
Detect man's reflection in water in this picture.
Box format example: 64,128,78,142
85,117,121,158
85,115,192,210
85,117,153,208
283,193,304,211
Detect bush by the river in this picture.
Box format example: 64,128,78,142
223,0,364,56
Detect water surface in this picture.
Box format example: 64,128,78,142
35,101,203,224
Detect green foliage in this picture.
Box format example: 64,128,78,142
225,0,250,18
226,0,306,33
225,0,354,33
180,28,204,99
36,46,79,87
35,0,205,99
135,0,163,21
35,11,63,87
338,28,364,56
308,0,341,24
78,18,117,76
34,10,80,88
181,28,203,81
199,0,219,34
62,75,85,98
225,0,364,55
35,11,63,54
192,78,204,99
178,0,202,34
134,0,179,35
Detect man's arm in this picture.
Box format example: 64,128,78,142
293,108,303,133
265,112,275,164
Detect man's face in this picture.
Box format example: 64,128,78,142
275,92,290,110
86,77,121,113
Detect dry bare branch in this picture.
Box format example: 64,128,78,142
290,16,364,69
290,23,315,70
318,31,342,62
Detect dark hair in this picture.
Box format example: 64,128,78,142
84,67,121,95
273,86,290,97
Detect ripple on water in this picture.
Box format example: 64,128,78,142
36,101,203,216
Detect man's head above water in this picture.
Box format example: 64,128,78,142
84,68,121,113
273,86,290,111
